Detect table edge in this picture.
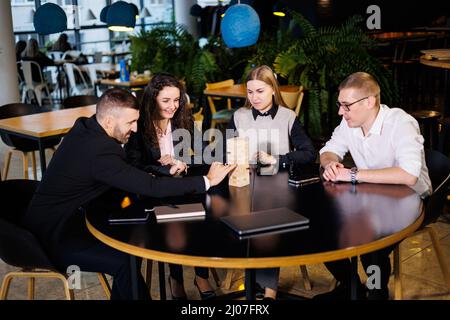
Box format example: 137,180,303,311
85,203,424,268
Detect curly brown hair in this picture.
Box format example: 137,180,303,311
139,73,193,147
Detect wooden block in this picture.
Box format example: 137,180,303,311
227,137,249,164
227,137,250,187
229,164,250,187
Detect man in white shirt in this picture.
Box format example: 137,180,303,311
316,72,432,300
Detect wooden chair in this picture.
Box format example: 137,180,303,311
0,180,111,300
205,79,235,133
0,103,60,180
393,149,450,299
280,85,304,117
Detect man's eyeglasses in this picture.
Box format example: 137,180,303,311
336,95,371,112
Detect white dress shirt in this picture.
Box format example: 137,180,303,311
320,104,432,196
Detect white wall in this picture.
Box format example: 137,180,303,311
0,0,20,105
174,0,199,38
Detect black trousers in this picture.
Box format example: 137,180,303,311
53,240,151,300
324,244,396,290
169,263,209,283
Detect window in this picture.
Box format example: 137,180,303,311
11,0,174,51
11,0,35,32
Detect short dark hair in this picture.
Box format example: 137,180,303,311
96,88,139,121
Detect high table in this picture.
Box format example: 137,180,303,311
0,105,96,175
420,56,450,117
85,170,424,300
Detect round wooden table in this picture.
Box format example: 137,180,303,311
85,170,424,300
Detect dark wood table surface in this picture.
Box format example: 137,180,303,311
86,169,424,299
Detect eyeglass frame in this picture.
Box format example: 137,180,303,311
336,93,379,112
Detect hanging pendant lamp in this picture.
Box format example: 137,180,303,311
107,1,136,32
221,3,260,48
33,3,67,35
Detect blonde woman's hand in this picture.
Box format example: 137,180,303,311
257,151,277,165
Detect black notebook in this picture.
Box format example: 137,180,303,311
220,207,309,236
108,203,153,224
288,163,321,187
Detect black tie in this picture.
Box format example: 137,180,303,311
257,111,270,117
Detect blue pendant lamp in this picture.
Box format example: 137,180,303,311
221,3,260,48
106,1,136,32
100,5,111,23
33,3,67,35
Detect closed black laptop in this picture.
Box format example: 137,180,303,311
220,207,309,236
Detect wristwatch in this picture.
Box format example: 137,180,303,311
350,167,358,185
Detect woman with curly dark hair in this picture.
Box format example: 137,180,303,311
125,73,215,300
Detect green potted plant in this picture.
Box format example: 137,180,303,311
130,25,222,104
274,11,398,138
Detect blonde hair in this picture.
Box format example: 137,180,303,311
243,65,287,109
338,72,381,105
23,39,40,58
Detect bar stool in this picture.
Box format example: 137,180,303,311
410,110,442,149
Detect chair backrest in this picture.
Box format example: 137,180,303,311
48,51,64,60
81,64,98,88
0,103,42,120
17,61,23,82
63,95,98,109
64,63,90,95
22,60,44,85
62,50,81,60
423,149,450,226
205,79,235,114
0,179,55,270
0,103,43,148
280,85,304,116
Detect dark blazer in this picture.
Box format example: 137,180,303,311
125,122,209,177
22,116,206,255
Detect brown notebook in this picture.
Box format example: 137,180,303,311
154,203,205,221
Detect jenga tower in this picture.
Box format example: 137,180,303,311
227,137,250,187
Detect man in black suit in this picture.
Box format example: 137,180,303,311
22,88,235,300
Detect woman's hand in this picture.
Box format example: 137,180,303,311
169,160,188,176
257,151,277,165
158,154,176,166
